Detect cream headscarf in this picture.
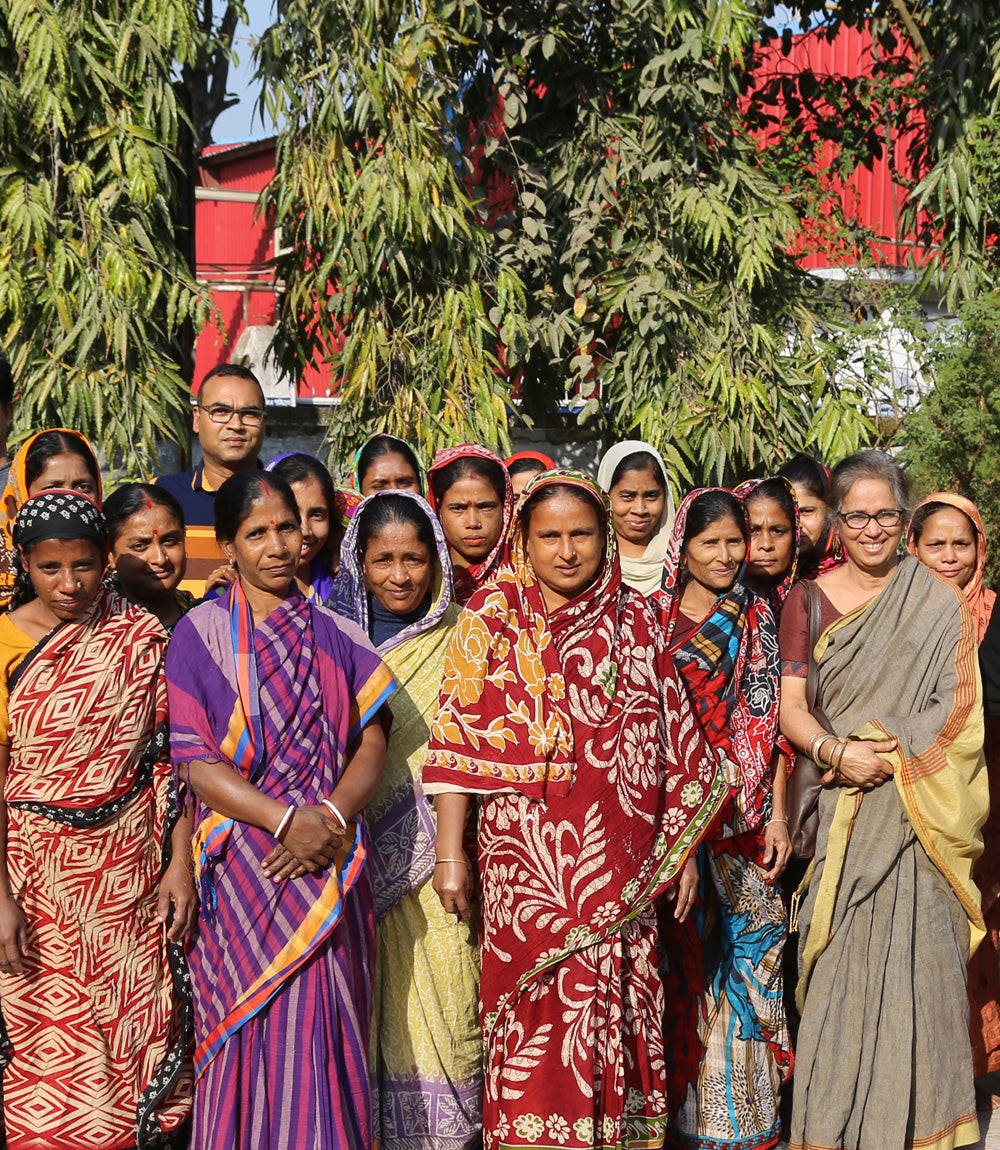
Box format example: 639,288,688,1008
597,441,676,597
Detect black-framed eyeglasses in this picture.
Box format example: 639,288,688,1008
838,508,905,530
198,403,265,428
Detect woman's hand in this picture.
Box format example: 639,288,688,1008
156,857,198,941
261,844,308,883
762,820,792,883
821,737,897,790
665,855,699,922
204,563,237,595
0,894,28,975
268,806,345,875
433,859,472,921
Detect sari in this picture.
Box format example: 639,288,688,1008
426,444,514,606
165,583,396,1150
907,494,1000,1087
654,490,790,1150
786,557,987,1150
0,428,102,605
337,490,481,1150
597,440,676,597
423,470,728,1150
0,588,189,1149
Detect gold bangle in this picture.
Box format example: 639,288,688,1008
434,859,469,866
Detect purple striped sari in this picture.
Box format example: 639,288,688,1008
166,587,396,1150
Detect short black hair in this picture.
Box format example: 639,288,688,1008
608,450,667,492
200,363,266,407
429,455,506,506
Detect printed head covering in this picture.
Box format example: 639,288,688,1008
734,474,801,613
597,440,677,597
14,489,106,549
351,434,425,496
336,489,455,654
907,491,995,643
424,469,618,798
656,488,779,835
426,443,515,605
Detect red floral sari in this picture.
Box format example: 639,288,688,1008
424,470,727,1150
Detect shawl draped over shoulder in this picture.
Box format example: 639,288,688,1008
336,489,461,918
655,488,782,836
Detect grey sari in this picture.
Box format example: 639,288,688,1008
790,558,988,1150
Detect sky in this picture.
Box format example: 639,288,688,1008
212,0,275,143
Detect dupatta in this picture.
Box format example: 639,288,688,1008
426,443,514,605
337,490,460,917
597,439,677,597
655,489,781,835
906,491,996,643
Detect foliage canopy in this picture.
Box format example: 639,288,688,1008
258,0,878,481
0,0,209,473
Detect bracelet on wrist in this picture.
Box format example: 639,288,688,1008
435,858,469,867
321,798,348,831
274,805,296,841
767,817,789,826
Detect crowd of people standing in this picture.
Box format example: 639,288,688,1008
0,356,993,1150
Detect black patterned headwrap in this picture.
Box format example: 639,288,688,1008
13,489,107,549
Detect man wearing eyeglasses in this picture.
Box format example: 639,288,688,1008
156,363,267,592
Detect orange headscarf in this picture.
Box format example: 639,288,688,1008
0,428,102,601
907,491,995,643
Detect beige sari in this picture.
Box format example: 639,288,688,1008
791,557,988,1150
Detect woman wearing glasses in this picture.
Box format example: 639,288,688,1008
778,451,988,1150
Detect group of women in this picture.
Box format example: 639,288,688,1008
0,425,992,1150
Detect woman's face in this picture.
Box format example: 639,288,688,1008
361,451,420,497
29,452,99,500
608,465,666,549
682,514,747,595
510,465,544,500
362,519,435,616
525,492,604,611
289,476,330,567
836,477,905,574
745,495,795,587
110,504,186,603
222,492,302,597
438,474,504,565
792,482,827,549
914,506,978,590
24,538,104,622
